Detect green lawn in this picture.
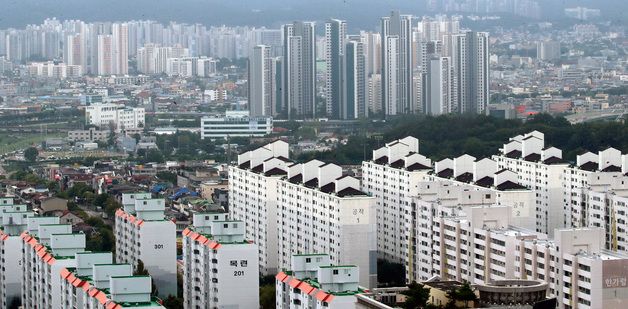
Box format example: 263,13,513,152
0,133,63,155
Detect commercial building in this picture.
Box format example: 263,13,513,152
182,212,259,308
85,104,145,132
67,127,110,142
114,193,177,297
230,141,377,288
200,110,273,139
276,254,367,309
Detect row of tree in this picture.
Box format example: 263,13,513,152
299,114,628,164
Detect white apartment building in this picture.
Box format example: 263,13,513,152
27,61,83,78
493,130,569,236
21,225,86,309
114,193,177,297
276,254,367,309
200,110,273,139
361,136,433,263
408,180,533,283
419,201,628,308
229,140,289,275
516,228,628,309
0,199,32,309
429,155,537,230
85,104,145,132
563,151,628,252
563,148,628,229
428,206,546,284
363,136,536,283
182,212,259,309
59,252,164,309
230,141,377,288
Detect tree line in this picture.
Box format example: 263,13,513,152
298,114,628,164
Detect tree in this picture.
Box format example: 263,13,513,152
104,197,122,218
446,282,477,308
134,260,159,296
377,259,406,287
401,281,431,309
67,182,92,198
24,147,38,162
162,296,183,309
156,171,177,184
259,284,276,309
141,148,165,163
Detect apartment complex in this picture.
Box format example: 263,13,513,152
361,136,432,263
276,254,367,309
229,140,377,288
59,252,163,309
493,130,569,235
21,226,86,308
114,193,177,297
363,137,536,270
423,203,628,308
0,199,31,309
182,212,259,308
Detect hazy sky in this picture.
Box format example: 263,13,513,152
0,0,625,30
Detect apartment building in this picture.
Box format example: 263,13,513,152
21,226,86,309
565,155,628,252
361,136,432,263
408,181,518,282
230,140,377,288
229,140,289,275
114,193,176,297
276,254,367,309
427,206,546,284
493,131,569,235
563,148,628,229
59,252,164,309
516,228,628,309
429,155,537,230
0,199,32,309
420,201,628,308
182,212,259,309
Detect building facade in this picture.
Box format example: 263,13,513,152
230,141,377,288
200,110,273,139
182,212,259,308
85,103,145,131
114,193,177,297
